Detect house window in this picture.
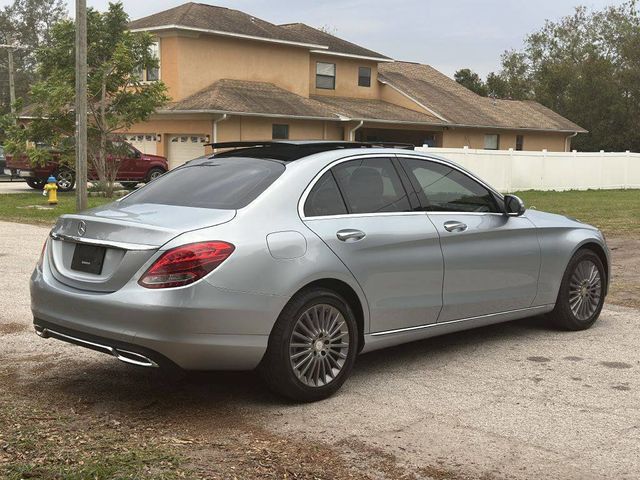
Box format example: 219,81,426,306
316,62,336,89
515,134,524,151
484,134,499,150
272,124,289,140
358,66,371,87
138,41,160,82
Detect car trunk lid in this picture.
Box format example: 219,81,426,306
48,202,236,292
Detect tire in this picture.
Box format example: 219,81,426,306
120,182,138,190
145,167,165,183
548,248,606,331
26,178,46,190
54,168,76,192
259,287,358,402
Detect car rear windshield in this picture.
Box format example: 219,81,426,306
120,157,285,210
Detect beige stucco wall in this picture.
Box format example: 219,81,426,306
309,54,380,99
442,129,569,152
159,33,311,101
378,84,431,114
123,115,345,158
122,115,571,156
157,35,180,102
218,116,343,141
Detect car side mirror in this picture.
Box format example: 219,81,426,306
504,194,526,217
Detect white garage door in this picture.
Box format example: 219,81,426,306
124,134,158,155
167,135,207,169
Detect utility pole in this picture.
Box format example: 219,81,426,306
75,0,88,211
7,41,15,115
0,40,27,119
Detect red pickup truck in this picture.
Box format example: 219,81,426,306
3,143,168,191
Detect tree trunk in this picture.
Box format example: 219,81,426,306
96,76,116,197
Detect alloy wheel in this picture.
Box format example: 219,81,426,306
568,259,602,321
289,304,350,387
56,170,75,190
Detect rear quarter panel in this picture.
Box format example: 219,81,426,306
156,159,372,333
526,210,609,306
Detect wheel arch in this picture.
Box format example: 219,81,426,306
574,240,610,296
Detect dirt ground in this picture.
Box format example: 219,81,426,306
606,235,640,309
1,222,639,479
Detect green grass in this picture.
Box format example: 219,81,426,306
515,189,640,236
0,192,112,225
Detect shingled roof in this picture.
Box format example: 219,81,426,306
163,79,447,125
379,62,586,132
129,3,324,48
129,3,391,59
311,95,445,124
279,23,390,60
162,79,338,119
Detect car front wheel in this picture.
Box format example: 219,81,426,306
259,287,358,402
549,248,606,330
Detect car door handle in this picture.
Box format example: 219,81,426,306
336,229,366,242
443,221,468,233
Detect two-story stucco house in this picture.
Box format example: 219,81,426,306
125,2,586,168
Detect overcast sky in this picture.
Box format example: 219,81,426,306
2,0,627,77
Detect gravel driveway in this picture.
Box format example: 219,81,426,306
1,220,638,479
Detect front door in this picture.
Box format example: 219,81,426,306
399,156,540,322
302,156,444,333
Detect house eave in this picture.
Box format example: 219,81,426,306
129,25,329,50
445,124,587,134
309,49,394,63
156,109,341,122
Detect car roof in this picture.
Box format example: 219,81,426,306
209,141,415,162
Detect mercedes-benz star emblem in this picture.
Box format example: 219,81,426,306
77,221,86,237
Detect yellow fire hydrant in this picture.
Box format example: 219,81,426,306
43,176,58,205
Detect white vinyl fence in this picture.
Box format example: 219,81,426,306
415,147,640,192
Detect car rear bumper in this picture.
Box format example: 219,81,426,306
30,260,288,371
34,319,177,370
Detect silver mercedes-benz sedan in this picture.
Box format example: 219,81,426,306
31,141,610,401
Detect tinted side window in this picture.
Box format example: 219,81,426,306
304,171,347,217
401,158,499,213
120,158,284,210
332,158,411,214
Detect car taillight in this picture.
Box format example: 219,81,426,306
37,238,47,268
138,241,235,289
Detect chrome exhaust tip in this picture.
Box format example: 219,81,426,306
34,324,158,368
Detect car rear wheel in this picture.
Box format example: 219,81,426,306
120,182,138,190
26,178,46,190
259,287,358,402
55,169,76,192
549,249,605,331
145,167,165,183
